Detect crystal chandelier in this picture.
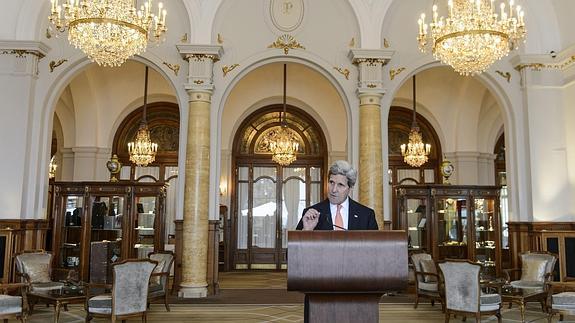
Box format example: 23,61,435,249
269,64,299,166
48,156,57,179
49,0,167,67
400,75,431,167
128,66,158,166
417,0,526,75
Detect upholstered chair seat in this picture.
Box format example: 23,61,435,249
85,259,157,323
0,283,28,322
410,252,443,310
547,281,575,322
147,251,174,311
439,260,502,323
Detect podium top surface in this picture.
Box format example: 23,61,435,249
287,230,408,293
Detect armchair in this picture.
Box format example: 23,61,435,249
439,260,502,323
546,279,575,323
85,259,157,323
14,251,65,292
0,283,28,323
504,251,557,289
147,251,174,311
410,252,442,310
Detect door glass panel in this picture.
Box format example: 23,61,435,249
546,237,560,281
310,183,321,207
252,173,276,248
237,181,248,249
61,195,83,268
398,169,420,183
474,198,496,277
565,237,575,279
134,196,157,258
310,167,321,181
282,174,305,248
405,198,427,252
424,169,435,183
437,198,467,260
90,196,123,283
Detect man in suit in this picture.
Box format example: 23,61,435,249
295,160,378,323
296,160,378,231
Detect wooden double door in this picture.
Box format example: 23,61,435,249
232,164,323,270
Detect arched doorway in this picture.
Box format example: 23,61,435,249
389,106,442,227
231,105,327,270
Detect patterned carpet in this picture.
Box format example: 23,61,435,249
16,272,575,322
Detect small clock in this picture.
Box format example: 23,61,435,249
106,154,122,182
440,159,454,184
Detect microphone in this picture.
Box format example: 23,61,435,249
332,224,347,231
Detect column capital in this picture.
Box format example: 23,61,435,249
511,49,574,87
177,44,223,91
358,92,384,106
348,49,394,92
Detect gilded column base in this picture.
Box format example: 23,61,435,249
178,283,208,298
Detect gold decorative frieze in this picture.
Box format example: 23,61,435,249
217,33,224,44
163,62,180,76
0,49,44,59
333,67,350,80
354,58,387,66
515,55,575,72
222,63,239,77
367,83,377,88
389,67,405,81
180,33,188,43
349,37,355,48
495,70,511,83
46,28,52,39
49,59,67,73
384,38,390,48
185,53,219,63
267,34,305,55
193,80,204,85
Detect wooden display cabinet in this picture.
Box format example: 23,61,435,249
51,181,166,282
395,185,501,278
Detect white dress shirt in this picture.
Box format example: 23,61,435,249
330,197,349,230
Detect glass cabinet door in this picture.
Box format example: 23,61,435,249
89,195,124,283
60,195,83,269
134,195,158,258
436,197,468,260
473,198,497,278
404,198,428,252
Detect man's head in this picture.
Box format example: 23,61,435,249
327,160,357,205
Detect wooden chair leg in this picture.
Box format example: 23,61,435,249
444,311,450,323
164,293,170,311
414,294,420,309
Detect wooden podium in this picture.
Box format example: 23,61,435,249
287,230,408,323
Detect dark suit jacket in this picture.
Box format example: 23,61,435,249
295,198,378,230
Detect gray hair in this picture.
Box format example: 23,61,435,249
328,160,357,188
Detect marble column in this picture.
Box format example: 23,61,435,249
348,49,393,228
176,45,222,298
358,92,384,226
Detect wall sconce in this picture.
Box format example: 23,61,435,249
219,181,227,196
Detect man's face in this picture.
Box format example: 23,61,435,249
327,174,351,205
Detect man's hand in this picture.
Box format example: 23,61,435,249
302,208,320,231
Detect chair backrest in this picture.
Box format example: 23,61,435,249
15,251,53,283
439,260,481,313
112,259,157,316
520,251,557,282
148,251,174,287
410,252,432,283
